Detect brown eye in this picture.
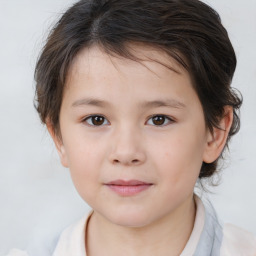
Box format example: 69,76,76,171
147,115,173,126
152,116,165,125
85,115,108,126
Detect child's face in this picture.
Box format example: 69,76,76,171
54,46,213,227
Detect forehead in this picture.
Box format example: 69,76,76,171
63,45,197,109
67,44,188,85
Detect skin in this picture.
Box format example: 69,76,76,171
48,45,233,256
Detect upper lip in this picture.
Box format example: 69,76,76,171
105,179,152,186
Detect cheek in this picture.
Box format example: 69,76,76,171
150,127,205,185
63,125,106,168
63,134,106,197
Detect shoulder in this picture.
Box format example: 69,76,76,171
220,223,256,256
4,249,28,256
194,195,256,256
5,210,92,256
52,211,92,255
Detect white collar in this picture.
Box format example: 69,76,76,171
52,211,92,256
180,195,205,255
53,195,205,256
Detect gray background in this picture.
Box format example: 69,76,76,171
0,0,255,254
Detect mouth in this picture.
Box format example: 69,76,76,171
104,179,153,196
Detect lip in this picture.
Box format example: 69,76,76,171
106,179,152,186
104,179,153,196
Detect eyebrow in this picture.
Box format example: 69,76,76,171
72,98,111,108
72,97,186,109
140,99,186,109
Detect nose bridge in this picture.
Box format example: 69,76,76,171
109,123,146,166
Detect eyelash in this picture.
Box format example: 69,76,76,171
82,114,175,127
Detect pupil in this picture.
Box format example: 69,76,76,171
92,116,104,125
153,116,165,125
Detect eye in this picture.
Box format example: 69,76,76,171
83,115,109,126
146,115,174,126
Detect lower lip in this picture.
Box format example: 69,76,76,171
106,184,152,196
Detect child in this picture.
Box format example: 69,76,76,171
7,0,256,255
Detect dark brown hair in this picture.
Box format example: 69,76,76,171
34,0,242,179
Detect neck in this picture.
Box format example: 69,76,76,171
86,194,196,256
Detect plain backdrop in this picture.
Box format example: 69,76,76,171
0,0,255,254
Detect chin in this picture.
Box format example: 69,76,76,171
106,209,155,228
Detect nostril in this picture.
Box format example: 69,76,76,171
112,158,140,165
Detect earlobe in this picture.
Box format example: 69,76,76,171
203,106,233,163
46,121,69,168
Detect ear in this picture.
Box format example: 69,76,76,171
46,121,69,168
203,106,233,163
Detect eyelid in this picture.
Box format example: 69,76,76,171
146,114,175,126
81,114,175,127
82,114,110,126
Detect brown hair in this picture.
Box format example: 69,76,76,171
34,0,242,179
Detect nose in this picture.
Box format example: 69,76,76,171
109,126,146,166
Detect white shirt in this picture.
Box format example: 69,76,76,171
6,196,256,256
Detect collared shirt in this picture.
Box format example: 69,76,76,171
6,196,256,256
